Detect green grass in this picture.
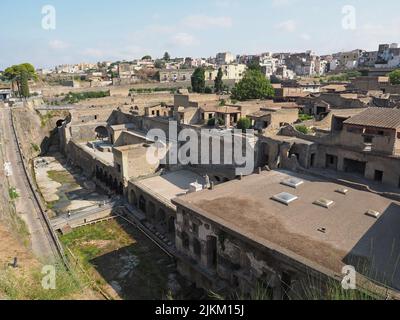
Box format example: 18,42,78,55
38,111,55,128
0,262,82,300
46,201,57,210
31,143,40,153
59,219,174,299
8,187,19,201
47,170,75,184
61,222,126,247
61,91,110,104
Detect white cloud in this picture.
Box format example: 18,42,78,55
182,15,233,29
275,20,297,32
169,33,199,47
49,40,69,50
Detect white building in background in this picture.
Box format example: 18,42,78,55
376,43,400,68
275,66,296,80
206,64,247,82
259,52,280,78
315,59,328,76
216,52,236,66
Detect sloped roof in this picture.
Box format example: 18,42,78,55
344,108,400,129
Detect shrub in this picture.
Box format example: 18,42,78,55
295,125,310,134
8,187,19,200
237,117,252,131
389,69,400,85
299,113,314,122
204,86,213,94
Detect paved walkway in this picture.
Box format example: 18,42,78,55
0,106,57,262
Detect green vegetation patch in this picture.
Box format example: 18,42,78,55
8,187,19,201
47,170,75,184
299,113,314,122
295,125,310,135
0,263,81,300
62,91,110,104
31,143,40,153
60,219,175,299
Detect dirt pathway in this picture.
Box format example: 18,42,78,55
0,106,56,263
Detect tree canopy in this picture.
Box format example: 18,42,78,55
141,55,152,61
231,69,275,101
191,67,206,93
163,52,171,61
389,69,400,85
237,117,252,131
214,68,224,93
3,63,37,98
246,60,262,72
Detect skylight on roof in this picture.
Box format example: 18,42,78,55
281,178,304,189
365,210,380,219
335,187,349,195
272,192,299,205
313,198,335,209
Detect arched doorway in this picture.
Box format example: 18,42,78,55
118,183,124,195
129,190,137,206
181,232,190,250
158,209,166,225
95,126,109,140
56,119,65,127
107,174,113,187
168,216,176,235
139,196,146,213
148,201,156,221
193,238,201,258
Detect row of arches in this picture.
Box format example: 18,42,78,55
95,166,123,195
129,189,176,236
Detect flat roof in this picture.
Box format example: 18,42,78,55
133,170,206,209
79,142,114,165
173,170,400,290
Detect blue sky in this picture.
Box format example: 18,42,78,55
1,0,399,69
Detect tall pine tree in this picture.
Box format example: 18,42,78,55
214,68,224,93
191,68,206,93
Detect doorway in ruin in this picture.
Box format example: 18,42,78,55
148,201,156,221
182,232,190,250
95,126,109,140
310,153,316,167
193,238,201,258
118,183,124,195
325,154,338,170
139,196,146,213
344,158,366,176
206,236,217,269
158,209,166,225
168,216,176,236
129,190,137,206
374,170,384,183
56,119,65,127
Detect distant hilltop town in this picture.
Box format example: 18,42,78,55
0,43,396,89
